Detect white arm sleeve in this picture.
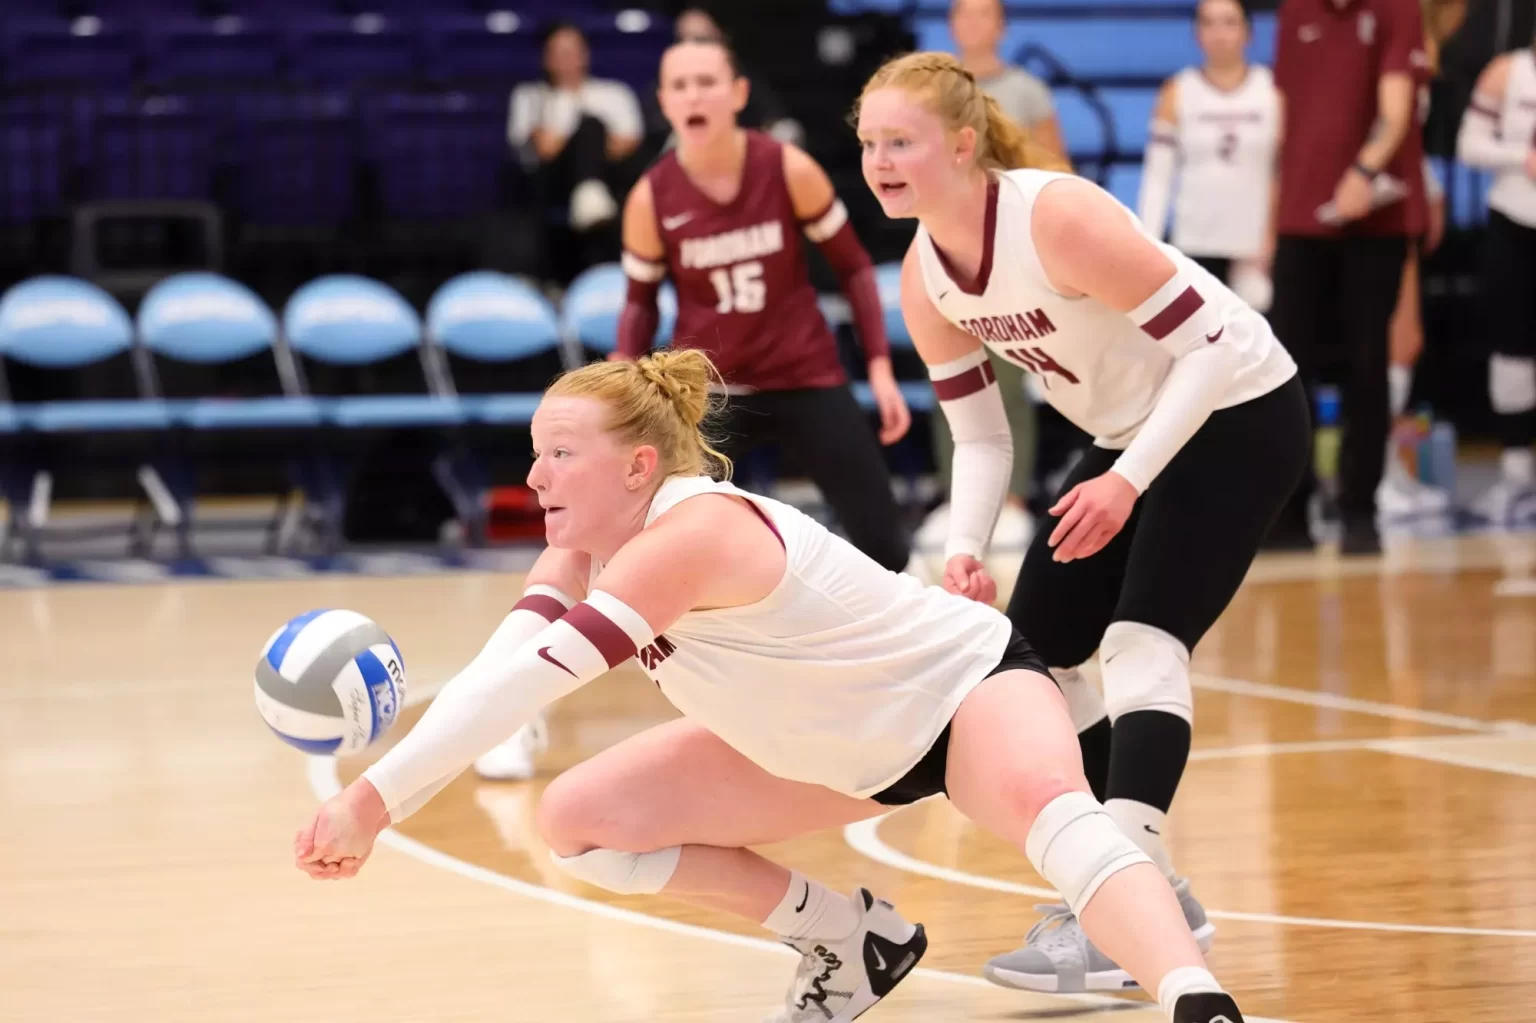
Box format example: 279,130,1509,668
1457,94,1529,172
359,589,648,824
928,349,1014,560
1110,342,1243,494
1138,121,1178,241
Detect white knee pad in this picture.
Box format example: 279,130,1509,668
1052,666,1107,732
1490,354,1536,415
549,845,681,894
1025,791,1152,916
1100,621,1192,725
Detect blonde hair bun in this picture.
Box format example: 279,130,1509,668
635,349,715,431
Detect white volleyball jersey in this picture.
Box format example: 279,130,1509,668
915,168,1295,449
590,474,1015,798
1170,66,1279,258
1488,50,1536,228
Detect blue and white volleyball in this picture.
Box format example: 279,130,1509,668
255,609,406,756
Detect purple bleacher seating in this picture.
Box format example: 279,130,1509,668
574,12,670,94
363,92,504,220
231,91,356,226
142,16,283,85
0,103,64,222
284,13,418,84
421,12,543,86
0,16,138,87
87,94,214,201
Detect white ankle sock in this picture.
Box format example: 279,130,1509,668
1157,965,1224,1020
1503,448,1535,486
1105,798,1177,880
763,871,859,941
1388,364,1412,417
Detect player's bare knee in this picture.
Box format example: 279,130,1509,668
535,770,610,857
997,768,1090,832
1099,621,1193,723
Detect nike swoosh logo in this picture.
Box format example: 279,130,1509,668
1205,327,1224,343
661,212,694,230
795,882,809,913
537,646,576,677
938,290,950,301
871,946,886,971
1143,824,1161,835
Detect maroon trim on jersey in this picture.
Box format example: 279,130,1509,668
1139,287,1206,340
564,603,638,669
1197,65,1252,95
933,177,999,297
932,360,997,401
514,594,569,622
744,500,786,550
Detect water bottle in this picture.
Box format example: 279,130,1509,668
1314,386,1341,501
1427,419,1458,498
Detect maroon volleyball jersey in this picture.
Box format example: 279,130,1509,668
645,131,845,391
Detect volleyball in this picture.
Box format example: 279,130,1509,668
255,609,406,756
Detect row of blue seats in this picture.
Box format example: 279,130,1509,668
0,10,666,89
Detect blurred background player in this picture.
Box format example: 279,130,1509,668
477,38,912,781
1137,0,1278,307
1456,30,1536,525
1264,0,1429,554
921,0,1072,558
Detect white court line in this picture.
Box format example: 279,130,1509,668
1190,673,1536,735
303,756,1294,1023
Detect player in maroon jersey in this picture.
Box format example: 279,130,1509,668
615,38,913,573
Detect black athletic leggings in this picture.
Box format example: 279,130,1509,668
1485,209,1536,448
717,384,911,572
1008,375,1309,666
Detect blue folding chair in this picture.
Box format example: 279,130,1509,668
139,271,325,557
425,271,563,544
560,263,677,360
0,275,174,562
283,274,465,552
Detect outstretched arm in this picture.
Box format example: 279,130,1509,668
615,177,666,360
901,242,1012,601
1137,77,1180,241
1031,177,1244,560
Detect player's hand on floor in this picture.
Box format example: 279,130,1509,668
1048,471,1137,563
295,781,387,880
943,554,997,605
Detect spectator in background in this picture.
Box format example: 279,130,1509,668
1264,0,1429,555
920,0,1069,541
509,22,644,279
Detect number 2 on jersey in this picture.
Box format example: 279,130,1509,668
710,261,765,313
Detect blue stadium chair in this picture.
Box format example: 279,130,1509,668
282,274,466,553
362,92,505,221
560,263,678,358
87,95,215,201
421,12,543,85
0,16,139,88
141,16,284,86
0,276,174,562
137,272,323,556
1105,162,1144,213
852,262,935,414
1100,87,1158,156
284,13,420,85
425,271,563,544
1052,89,1116,164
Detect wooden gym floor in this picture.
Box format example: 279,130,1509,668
3,532,1536,1022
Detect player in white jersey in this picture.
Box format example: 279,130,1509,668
1458,38,1536,524
855,52,1304,1001
1137,0,1278,305
293,349,1253,1023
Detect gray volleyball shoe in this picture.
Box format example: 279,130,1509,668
982,877,1214,993
765,889,927,1022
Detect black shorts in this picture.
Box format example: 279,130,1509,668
870,629,1050,807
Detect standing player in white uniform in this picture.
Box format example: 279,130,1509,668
294,350,1254,1023
1458,38,1536,524
1137,0,1278,306
855,52,1306,995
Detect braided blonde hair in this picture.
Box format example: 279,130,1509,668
854,51,1069,173
547,349,733,480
